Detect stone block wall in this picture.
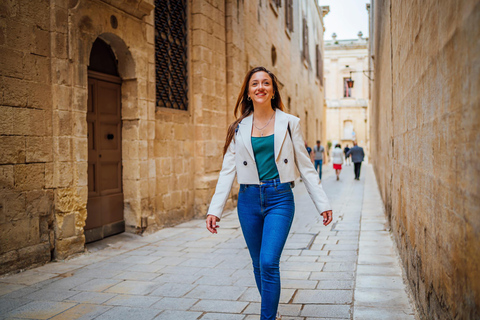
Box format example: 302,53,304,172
0,0,55,274
370,1,480,318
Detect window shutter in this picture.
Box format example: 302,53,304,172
155,0,188,110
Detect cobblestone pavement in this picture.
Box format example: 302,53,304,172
0,164,417,320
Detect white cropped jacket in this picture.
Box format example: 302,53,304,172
207,109,332,219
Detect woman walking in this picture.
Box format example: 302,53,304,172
205,67,333,320
332,144,343,180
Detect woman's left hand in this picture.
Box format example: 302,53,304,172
321,210,333,226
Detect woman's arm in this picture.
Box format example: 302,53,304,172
290,120,332,223
206,140,237,224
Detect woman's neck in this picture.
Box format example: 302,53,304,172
253,103,275,120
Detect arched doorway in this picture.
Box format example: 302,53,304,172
85,38,124,243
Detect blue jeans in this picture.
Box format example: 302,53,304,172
238,179,295,320
314,159,323,180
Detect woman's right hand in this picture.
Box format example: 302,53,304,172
206,214,220,234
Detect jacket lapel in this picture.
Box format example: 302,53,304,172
238,114,255,160
274,109,289,160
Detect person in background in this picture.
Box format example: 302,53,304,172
346,141,365,180
305,141,314,163
313,140,326,181
344,144,351,166
332,144,344,181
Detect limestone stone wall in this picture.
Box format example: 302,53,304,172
0,0,55,273
370,1,480,318
0,0,327,275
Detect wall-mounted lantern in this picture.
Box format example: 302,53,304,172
346,70,374,88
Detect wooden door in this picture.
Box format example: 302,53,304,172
86,71,124,243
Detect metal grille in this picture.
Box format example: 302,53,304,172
155,0,188,110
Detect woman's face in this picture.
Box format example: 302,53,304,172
247,71,274,105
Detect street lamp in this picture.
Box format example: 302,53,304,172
346,70,374,88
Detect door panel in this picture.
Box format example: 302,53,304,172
86,72,124,243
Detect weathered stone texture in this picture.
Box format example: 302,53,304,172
370,1,480,319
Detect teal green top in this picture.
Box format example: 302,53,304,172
251,134,279,181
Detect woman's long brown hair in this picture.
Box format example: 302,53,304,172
223,66,285,155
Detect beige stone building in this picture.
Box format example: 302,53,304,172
369,1,480,319
324,33,370,159
0,0,327,274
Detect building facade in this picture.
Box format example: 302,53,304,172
0,0,327,274
369,0,480,318
324,33,370,159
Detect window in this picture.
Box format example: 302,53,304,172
285,0,293,32
302,18,309,62
343,120,354,140
155,0,188,110
315,44,323,85
343,77,352,97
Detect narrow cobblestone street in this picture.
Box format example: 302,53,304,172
0,165,417,320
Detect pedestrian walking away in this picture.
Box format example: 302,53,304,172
205,66,333,320
344,144,351,166
332,144,343,181
313,140,326,181
346,141,365,180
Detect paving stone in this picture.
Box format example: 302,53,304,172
156,274,201,284
49,303,112,320
104,280,160,295
124,264,165,273
354,288,411,309
0,271,57,286
0,298,32,314
293,289,352,304
24,288,78,302
317,280,354,290
41,276,93,291
281,262,325,272
281,279,318,289
186,285,247,301
194,275,237,286
104,294,161,307
323,262,356,272
0,286,41,299
66,291,116,304
0,284,26,297
324,244,359,251
199,312,245,319
189,299,248,313
281,271,311,280
238,287,295,304
150,297,198,310
153,310,203,319
158,266,203,275
74,279,122,292
113,271,160,281
353,306,416,319
310,271,355,281
94,306,161,320
356,265,402,276
301,304,351,318
4,301,77,319
355,275,406,290
149,282,196,297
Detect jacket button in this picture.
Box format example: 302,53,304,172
243,161,247,166
284,159,288,164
